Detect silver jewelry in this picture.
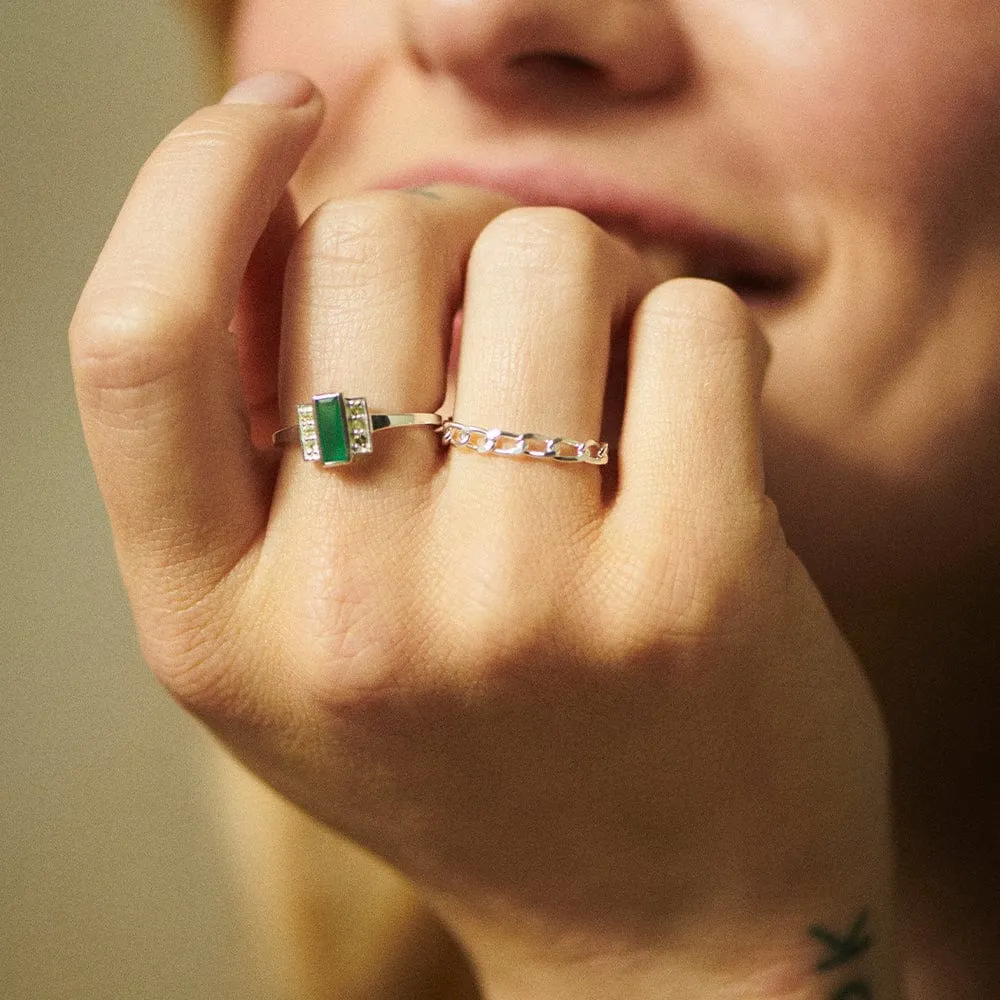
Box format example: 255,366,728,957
273,393,443,466
440,421,608,465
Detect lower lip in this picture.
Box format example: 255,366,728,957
378,161,750,257
377,165,800,304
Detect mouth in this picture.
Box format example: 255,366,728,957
373,159,807,306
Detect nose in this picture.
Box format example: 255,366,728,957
400,0,688,103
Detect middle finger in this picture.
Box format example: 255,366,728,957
446,207,660,520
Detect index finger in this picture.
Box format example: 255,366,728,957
70,72,323,609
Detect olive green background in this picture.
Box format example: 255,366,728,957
1,2,263,996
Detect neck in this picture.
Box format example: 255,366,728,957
829,563,1000,999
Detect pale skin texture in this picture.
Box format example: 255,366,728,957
71,0,1000,997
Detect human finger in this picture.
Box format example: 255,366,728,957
70,73,323,603
233,190,300,449
257,186,519,700
618,278,768,502
445,207,659,521
271,185,517,503
606,279,772,614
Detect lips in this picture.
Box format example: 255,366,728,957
373,158,805,304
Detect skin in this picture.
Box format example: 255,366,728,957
71,0,1000,997
229,0,1000,599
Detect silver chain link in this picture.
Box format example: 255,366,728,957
439,421,608,465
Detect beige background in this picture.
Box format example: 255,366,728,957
1,1,264,996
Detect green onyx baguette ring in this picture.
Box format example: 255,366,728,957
273,394,444,466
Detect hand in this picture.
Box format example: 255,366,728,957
71,75,897,998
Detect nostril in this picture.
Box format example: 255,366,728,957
509,51,604,85
401,0,688,101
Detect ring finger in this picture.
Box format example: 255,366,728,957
271,186,516,511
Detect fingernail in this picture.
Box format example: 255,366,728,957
221,71,315,108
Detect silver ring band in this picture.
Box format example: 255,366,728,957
274,393,442,466
440,420,608,465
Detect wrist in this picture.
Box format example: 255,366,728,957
436,894,902,1000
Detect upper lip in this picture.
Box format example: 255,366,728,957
373,158,807,296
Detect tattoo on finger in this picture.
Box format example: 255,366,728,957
401,186,444,200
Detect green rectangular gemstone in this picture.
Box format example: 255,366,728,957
314,394,350,465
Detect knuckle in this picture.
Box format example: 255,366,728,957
436,519,591,677
69,289,204,404
138,591,249,721
448,549,547,654
440,532,528,638
147,636,229,717
599,500,788,648
280,549,417,708
153,107,262,178
470,205,608,281
290,191,440,290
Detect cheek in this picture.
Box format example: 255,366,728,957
725,2,1000,221
720,4,1000,581
230,0,400,210
730,0,1000,457
231,0,392,123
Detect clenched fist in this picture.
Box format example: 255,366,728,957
71,74,897,999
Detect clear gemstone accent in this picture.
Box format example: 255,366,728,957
297,403,321,462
